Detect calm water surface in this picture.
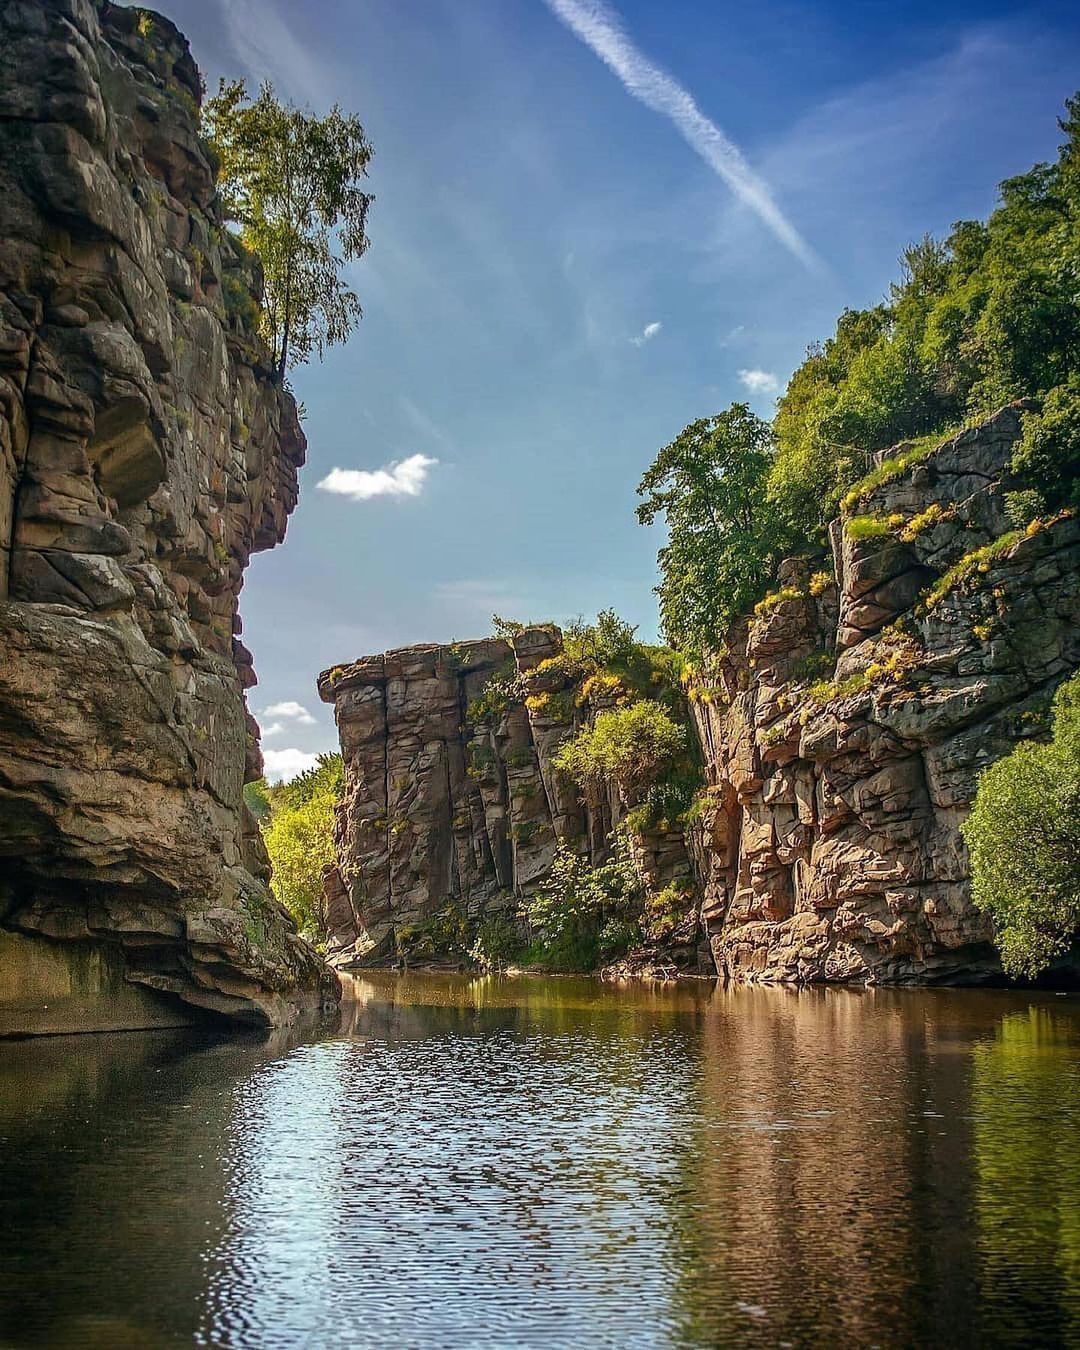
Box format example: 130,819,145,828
2,974,1080,1348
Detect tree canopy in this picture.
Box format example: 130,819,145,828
769,94,1080,538
636,403,793,656
203,80,373,379
249,754,344,939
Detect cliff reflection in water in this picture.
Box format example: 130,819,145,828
2,976,1079,1347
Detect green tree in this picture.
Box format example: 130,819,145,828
203,80,373,379
962,675,1080,977
259,753,344,939
637,403,793,654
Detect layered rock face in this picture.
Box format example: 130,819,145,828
694,406,1080,983
318,630,699,968
0,1,336,1030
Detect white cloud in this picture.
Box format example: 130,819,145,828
542,0,820,271
719,324,746,348
629,320,662,347
262,701,316,725
262,748,321,784
738,368,780,395
260,721,286,739
317,454,438,502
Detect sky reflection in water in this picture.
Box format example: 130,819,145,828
2,974,1080,1348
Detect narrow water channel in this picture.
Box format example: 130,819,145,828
2,974,1079,1348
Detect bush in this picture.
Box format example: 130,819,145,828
962,675,1080,977
522,828,643,971
553,700,686,799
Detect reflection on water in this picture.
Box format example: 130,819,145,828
2,975,1080,1348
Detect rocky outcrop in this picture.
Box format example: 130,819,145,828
0,0,337,1030
317,629,700,968
693,406,1080,983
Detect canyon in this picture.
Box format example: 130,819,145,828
0,0,336,1033
320,406,1080,985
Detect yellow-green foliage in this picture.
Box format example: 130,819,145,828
922,530,1025,610
753,586,802,616
258,754,344,940
808,570,833,597
844,514,892,541
899,502,951,542
553,700,685,795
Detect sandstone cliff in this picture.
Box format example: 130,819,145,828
0,0,336,1032
694,405,1080,983
319,407,1078,986
317,629,700,969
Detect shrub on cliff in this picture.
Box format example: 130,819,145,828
636,404,795,655
962,675,1080,978
553,700,685,801
258,754,344,940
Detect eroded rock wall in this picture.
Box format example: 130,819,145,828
318,629,699,968
0,0,337,1029
693,406,1080,983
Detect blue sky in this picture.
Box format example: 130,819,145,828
166,0,1080,777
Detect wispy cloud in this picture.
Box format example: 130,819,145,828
318,454,438,502
542,0,820,271
398,397,454,451
260,721,285,739
262,701,316,725
738,368,780,395
433,578,530,619
719,325,746,348
629,320,662,347
217,0,330,106
262,747,321,784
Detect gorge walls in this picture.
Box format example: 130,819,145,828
318,630,700,969
321,407,1079,986
694,405,1080,983
0,0,336,1031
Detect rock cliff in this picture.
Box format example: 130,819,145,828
693,405,1080,983
319,407,1079,986
0,0,336,1032
317,629,700,969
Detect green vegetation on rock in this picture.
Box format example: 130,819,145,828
963,674,1080,977
640,95,1080,656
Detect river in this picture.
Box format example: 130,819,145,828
2,973,1079,1348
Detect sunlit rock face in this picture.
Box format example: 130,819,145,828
693,406,1080,984
318,630,701,969
0,0,337,1030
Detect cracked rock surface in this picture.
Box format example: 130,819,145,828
693,407,1080,984
0,0,337,1031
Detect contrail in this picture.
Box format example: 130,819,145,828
542,0,821,271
